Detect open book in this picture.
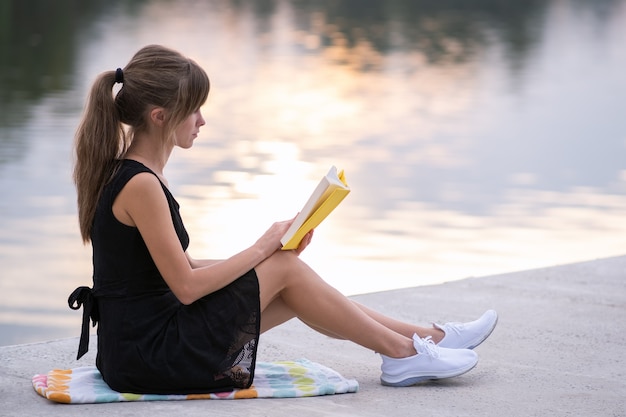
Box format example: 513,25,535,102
280,166,351,250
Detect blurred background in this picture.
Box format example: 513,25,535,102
1,0,625,346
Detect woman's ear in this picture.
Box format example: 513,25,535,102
149,107,166,127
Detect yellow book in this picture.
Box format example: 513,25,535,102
280,166,350,250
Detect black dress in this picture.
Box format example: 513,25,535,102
68,159,260,394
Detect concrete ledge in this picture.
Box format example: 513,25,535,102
1,255,625,416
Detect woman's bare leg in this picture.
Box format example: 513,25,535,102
260,295,342,338
354,302,445,343
255,251,415,358
261,294,444,342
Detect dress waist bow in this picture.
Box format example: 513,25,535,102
68,286,100,360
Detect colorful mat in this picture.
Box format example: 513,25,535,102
33,358,358,403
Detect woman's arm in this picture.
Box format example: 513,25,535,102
185,254,221,269
185,229,314,269
115,173,290,304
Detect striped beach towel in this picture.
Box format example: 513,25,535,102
32,358,359,403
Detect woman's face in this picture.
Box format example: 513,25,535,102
173,109,205,149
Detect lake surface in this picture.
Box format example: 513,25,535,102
1,0,625,346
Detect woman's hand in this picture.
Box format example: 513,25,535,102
254,219,294,259
254,216,314,259
294,229,314,255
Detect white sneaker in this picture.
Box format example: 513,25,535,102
435,310,498,350
380,335,478,387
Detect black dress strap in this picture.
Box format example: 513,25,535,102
68,286,99,360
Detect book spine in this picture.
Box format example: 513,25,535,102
280,188,350,250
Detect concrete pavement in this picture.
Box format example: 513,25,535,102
1,255,625,416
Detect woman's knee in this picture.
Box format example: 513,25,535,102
256,251,301,306
256,250,301,284
259,250,300,274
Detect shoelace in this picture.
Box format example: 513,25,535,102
442,322,465,336
412,335,440,359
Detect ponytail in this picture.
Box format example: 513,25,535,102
73,71,128,243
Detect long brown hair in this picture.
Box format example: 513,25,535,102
73,45,210,243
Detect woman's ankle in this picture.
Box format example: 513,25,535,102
414,326,445,343
382,338,416,359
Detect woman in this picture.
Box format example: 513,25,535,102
69,44,497,394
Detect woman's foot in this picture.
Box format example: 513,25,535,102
380,335,478,387
434,310,498,350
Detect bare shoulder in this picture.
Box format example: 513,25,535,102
113,172,167,226
125,171,163,190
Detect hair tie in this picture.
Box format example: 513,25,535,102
115,68,124,84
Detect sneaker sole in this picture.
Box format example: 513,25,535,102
380,359,479,387
466,312,498,350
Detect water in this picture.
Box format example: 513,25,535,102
1,0,625,347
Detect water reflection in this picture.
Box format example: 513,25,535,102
1,0,625,346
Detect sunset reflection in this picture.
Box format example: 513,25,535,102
1,0,625,345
